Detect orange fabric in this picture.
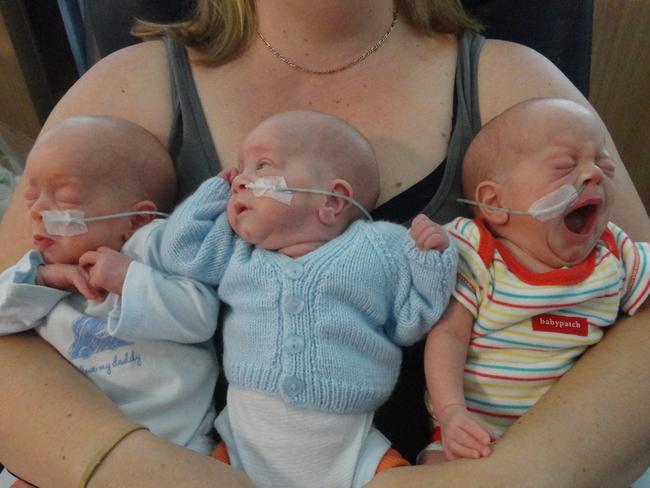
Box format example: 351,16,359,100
600,226,620,259
211,441,231,464
375,448,410,473
431,425,443,443
474,217,599,286
211,441,409,473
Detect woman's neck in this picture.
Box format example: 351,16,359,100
255,0,396,66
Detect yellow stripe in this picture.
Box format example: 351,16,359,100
464,378,551,393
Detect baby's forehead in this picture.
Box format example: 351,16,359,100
27,138,129,188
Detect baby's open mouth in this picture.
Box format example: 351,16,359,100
564,203,598,235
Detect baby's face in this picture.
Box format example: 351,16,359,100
24,138,132,264
227,123,326,250
499,105,615,267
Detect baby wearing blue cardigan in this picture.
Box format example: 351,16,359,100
160,110,457,488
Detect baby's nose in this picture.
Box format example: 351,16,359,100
29,200,46,221
231,174,251,193
580,162,604,186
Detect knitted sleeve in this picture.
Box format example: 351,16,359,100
607,222,650,315
160,176,237,285
376,222,457,346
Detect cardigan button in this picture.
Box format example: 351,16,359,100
282,376,304,398
285,263,304,279
284,335,305,354
284,296,304,314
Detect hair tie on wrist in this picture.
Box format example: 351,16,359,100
78,424,149,488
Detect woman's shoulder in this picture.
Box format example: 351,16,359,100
476,38,587,124
43,40,173,143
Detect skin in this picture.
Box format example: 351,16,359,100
0,1,648,486
423,99,627,464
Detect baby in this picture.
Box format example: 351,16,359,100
421,98,650,463
0,116,219,485
160,110,458,488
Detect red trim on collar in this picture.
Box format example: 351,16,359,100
473,218,600,286
474,218,496,268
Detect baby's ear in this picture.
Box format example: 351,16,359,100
124,200,158,240
475,181,509,225
318,178,352,226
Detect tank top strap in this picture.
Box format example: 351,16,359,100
164,37,222,201
421,30,484,224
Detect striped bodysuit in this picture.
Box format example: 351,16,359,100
444,217,650,435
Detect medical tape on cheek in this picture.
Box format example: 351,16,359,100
527,184,581,221
41,210,89,236
41,210,170,236
245,176,293,204
246,176,374,221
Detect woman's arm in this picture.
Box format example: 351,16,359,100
0,334,252,488
369,300,650,487
0,41,249,486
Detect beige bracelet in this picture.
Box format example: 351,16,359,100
78,424,149,488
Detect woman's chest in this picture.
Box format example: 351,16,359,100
191,42,457,204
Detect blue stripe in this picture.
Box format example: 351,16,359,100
493,281,619,301
466,360,573,373
472,331,561,350
466,396,531,410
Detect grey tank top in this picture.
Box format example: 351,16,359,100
164,31,484,223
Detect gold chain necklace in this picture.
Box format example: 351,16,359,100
258,10,398,75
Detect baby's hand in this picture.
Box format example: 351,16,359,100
36,263,103,301
409,214,449,251
79,247,133,297
218,167,239,185
438,404,498,461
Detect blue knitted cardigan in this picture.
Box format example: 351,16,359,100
161,177,457,414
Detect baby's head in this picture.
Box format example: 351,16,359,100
25,115,176,264
227,110,379,254
462,97,615,267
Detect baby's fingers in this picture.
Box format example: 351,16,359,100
71,270,104,301
463,419,496,447
421,228,448,251
78,250,98,269
444,438,483,461
458,426,492,452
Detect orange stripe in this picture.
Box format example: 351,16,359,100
375,448,410,472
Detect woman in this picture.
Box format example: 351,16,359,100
0,1,648,486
